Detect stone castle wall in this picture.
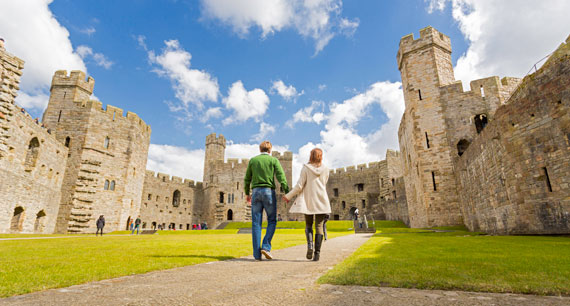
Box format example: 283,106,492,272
0,45,68,233
455,36,570,234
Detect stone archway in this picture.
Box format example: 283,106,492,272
227,209,233,221
34,210,46,233
457,139,471,156
349,207,358,220
10,206,25,232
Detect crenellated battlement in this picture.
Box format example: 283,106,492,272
205,133,226,147
397,26,452,69
272,150,293,160
329,161,382,175
51,70,95,94
145,170,204,188
73,100,152,136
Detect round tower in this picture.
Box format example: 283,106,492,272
203,133,226,182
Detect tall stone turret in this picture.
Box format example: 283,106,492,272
397,26,463,228
203,133,226,183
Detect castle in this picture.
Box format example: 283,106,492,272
1,26,568,235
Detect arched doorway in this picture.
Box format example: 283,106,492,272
227,209,233,221
34,210,46,233
126,216,131,230
474,114,488,134
24,137,40,168
172,190,181,207
348,207,358,220
11,207,25,232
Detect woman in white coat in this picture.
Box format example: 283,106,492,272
283,148,330,261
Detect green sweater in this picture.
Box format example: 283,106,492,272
244,153,289,196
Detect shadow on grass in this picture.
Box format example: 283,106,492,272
148,254,234,261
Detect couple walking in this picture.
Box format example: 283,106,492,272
244,141,330,261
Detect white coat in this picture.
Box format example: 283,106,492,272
285,163,331,215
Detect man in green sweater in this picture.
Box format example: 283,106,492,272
244,140,289,260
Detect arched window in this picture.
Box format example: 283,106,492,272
104,136,110,149
457,139,471,156
219,192,224,203
24,137,40,168
10,206,25,232
172,190,181,207
342,201,346,210
183,199,186,204
34,210,46,233
110,180,115,191
104,180,109,190
474,114,488,134
65,137,71,148
227,209,233,221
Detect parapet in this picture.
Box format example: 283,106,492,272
145,170,204,188
397,26,452,70
51,70,95,94
330,161,382,175
272,151,293,160
81,100,151,135
205,133,226,147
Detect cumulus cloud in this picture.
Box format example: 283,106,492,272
251,122,276,142
200,0,359,55
76,45,113,69
270,80,304,101
0,0,87,111
285,100,325,128
201,107,223,122
425,0,570,87
148,39,220,111
222,81,270,125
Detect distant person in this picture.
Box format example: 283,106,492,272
197,223,201,230
132,216,141,235
96,215,105,236
129,220,134,231
244,140,290,260
284,148,330,261
203,222,208,230
323,214,330,241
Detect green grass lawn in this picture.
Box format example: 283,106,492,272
319,230,570,296
0,228,349,297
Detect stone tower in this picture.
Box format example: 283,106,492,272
203,133,226,183
42,70,151,233
397,26,463,228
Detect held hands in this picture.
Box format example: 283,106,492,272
282,196,290,203
246,195,251,204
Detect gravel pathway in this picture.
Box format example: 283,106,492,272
2,233,568,306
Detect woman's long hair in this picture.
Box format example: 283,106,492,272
309,148,323,165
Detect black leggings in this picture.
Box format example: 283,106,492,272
305,214,326,235
96,227,103,235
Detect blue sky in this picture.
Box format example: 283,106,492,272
1,0,569,182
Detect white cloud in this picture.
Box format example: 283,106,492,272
318,84,327,92
77,45,113,69
0,0,87,111
270,80,304,101
79,26,96,36
202,107,223,122
288,81,404,183
222,81,270,125
147,144,205,181
285,100,325,128
426,0,570,87
200,0,359,55
148,40,220,111
251,122,276,142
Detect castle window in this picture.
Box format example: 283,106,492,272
104,180,109,190
156,195,159,201
543,167,553,192
58,110,62,122
110,180,115,191
474,114,488,134
425,132,430,148
333,188,339,197
457,139,471,156
431,172,437,191
227,209,233,221
183,199,186,204
342,201,346,209
148,194,152,200
34,210,47,233
162,177,166,182
232,194,235,203
24,137,40,169
219,192,224,203
357,184,364,192
381,178,384,187
393,190,397,199
392,178,395,186
173,190,181,207
65,137,70,148
380,196,385,201
113,111,116,121
10,206,25,232
480,85,485,98
237,182,239,190
362,200,366,208
104,137,110,149
418,89,423,100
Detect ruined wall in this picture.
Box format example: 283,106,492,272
456,36,570,234
139,171,206,230
397,26,463,228
42,71,151,233
0,45,68,234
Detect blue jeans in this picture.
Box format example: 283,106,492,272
251,188,277,259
